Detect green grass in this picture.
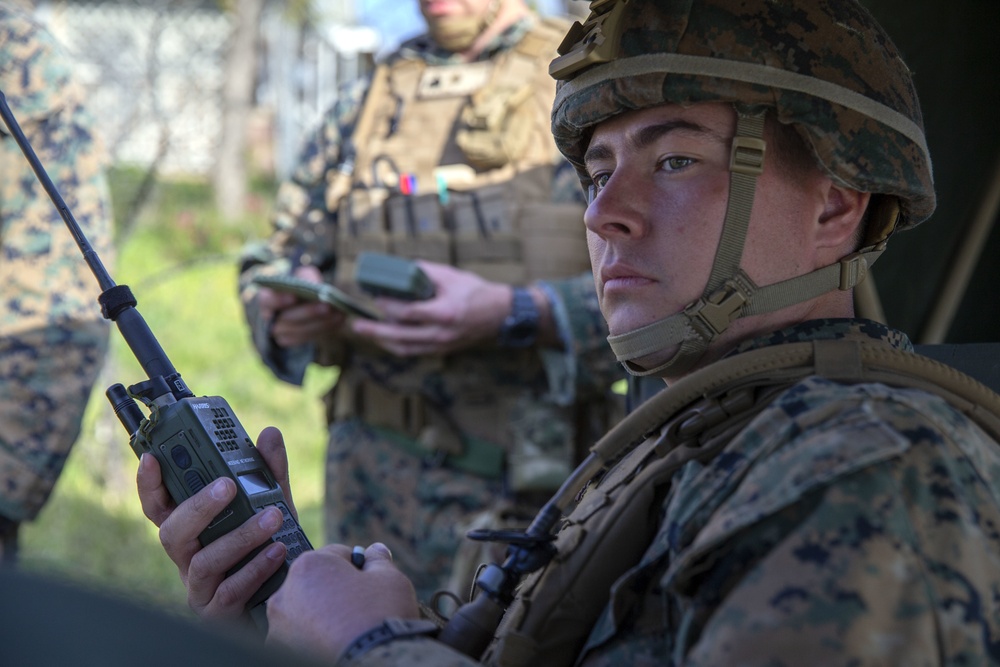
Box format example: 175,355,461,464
19,169,337,615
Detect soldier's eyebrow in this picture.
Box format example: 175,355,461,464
584,119,721,168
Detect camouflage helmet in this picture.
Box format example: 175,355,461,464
549,0,935,232
547,0,935,377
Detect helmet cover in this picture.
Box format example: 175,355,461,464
550,0,935,234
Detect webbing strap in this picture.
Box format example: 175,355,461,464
705,112,765,294
744,245,884,315
341,63,392,193
600,239,878,374
590,339,1000,468
607,316,694,363
621,334,702,378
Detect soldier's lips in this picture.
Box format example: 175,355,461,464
600,263,656,296
602,276,655,293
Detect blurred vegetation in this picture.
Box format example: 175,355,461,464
19,166,337,616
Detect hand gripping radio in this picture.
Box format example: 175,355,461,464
0,90,312,632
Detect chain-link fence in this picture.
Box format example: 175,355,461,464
39,0,375,179
42,1,232,175
35,0,586,180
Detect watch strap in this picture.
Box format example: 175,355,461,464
339,618,440,662
498,286,540,348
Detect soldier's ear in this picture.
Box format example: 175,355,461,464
815,182,870,250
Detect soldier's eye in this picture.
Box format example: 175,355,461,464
660,156,694,171
587,173,611,203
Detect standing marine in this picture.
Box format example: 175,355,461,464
238,0,624,599
0,1,114,563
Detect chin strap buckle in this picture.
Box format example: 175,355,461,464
686,275,753,339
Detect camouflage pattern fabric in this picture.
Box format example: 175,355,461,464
0,3,113,524
326,418,518,601
238,16,622,601
550,0,935,231
341,319,1000,665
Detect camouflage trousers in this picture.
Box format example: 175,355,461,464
0,323,109,523
324,418,541,603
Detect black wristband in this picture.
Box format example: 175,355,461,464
497,286,540,348
339,618,440,662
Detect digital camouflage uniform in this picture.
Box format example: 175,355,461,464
331,0,1000,664
0,2,113,558
343,321,1000,666
239,15,622,599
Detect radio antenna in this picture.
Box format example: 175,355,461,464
0,89,190,397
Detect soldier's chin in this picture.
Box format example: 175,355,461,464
426,18,481,51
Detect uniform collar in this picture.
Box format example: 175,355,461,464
727,318,914,359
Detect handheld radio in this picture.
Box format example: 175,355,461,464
0,90,312,631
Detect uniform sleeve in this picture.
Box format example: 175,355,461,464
237,76,369,385
679,412,1000,665
580,383,1000,666
574,466,952,666
682,477,938,664
338,636,482,667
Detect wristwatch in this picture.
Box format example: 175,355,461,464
340,618,440,661
498,286,540,348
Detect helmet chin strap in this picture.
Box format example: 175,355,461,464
607,109,887,378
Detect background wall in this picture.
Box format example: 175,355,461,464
863,0,1000,344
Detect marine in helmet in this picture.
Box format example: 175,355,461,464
139,1,1000,664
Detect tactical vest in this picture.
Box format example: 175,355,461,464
473,339,1000,666
323,19,602,489
331,17,589,288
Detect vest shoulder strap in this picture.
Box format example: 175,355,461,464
595,339,1000,465
514,16,573,59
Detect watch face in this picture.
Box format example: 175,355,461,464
510,319,534,335
506,320,533,342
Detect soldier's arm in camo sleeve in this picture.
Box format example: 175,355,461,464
0,5,113,524
336,637,480,667
237,76,371,385
576,383,1000,666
